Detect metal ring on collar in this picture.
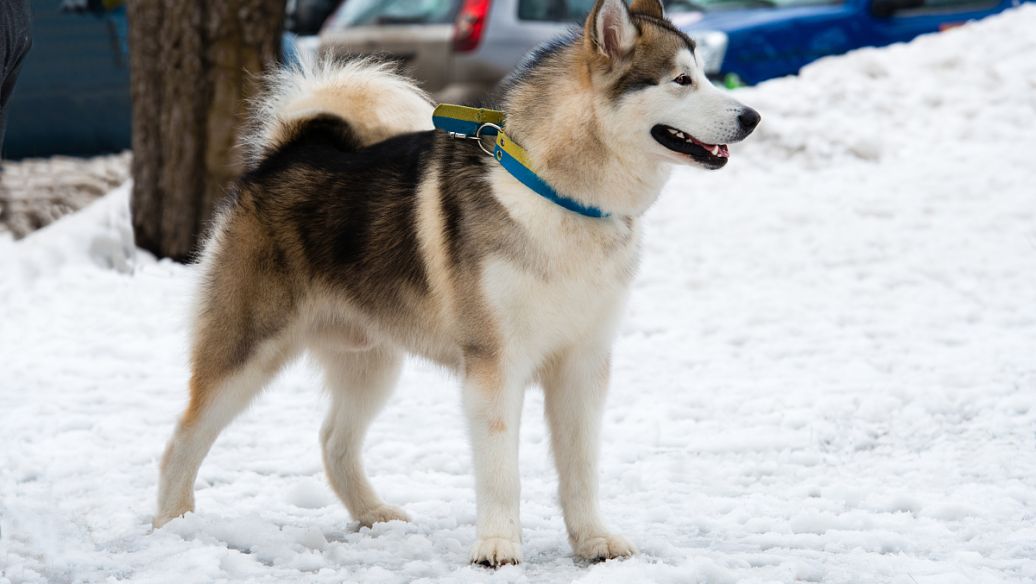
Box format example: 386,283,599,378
475,123,502,157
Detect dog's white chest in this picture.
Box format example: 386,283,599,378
480,228,638,363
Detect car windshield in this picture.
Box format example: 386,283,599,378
666,0,840,11
517,0,837,23
332,0,459,26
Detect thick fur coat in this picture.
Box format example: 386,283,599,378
153,0,759,566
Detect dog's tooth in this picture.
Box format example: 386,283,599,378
676,132,684,139
668,128,678,135
710,145,719,155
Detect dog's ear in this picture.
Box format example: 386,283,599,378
585,0,637,61
629,0,664,18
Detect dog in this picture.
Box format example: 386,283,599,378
153,0,759,566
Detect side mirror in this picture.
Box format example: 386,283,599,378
870,0,925,18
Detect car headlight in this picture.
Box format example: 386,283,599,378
690,30,728,76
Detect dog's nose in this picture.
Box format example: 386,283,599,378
738,108,761,133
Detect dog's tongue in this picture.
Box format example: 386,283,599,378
690,136,729,158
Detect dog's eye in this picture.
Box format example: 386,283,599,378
673,74,693,86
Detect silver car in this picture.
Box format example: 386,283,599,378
318,0,597,104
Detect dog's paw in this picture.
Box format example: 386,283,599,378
470,537,522,567
572,532,636,562
152,514,175,529
152,510,188,529
356,504,410,528
152,503,193,529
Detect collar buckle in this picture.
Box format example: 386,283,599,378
445,122,498,158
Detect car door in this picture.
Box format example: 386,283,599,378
863,0,1011,47
319,0,460,92
738,4,861,83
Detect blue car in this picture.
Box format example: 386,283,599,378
669,0,1028,86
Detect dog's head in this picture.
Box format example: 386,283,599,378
583,0,759,170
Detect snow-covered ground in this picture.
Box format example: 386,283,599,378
2,8,1036,583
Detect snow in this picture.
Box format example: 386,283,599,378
3,7,1036,583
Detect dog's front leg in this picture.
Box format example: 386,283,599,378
462,356,525,566
542,346,635,562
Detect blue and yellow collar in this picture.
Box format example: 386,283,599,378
432,104,610,219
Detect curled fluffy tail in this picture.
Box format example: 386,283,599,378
242,57,434,167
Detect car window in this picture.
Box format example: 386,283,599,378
899,0,999,13
518,0,596,21
518,0,846,21
332,0,459,26
666,0,843,11
766,0,844,6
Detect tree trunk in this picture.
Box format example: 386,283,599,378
128,0,283,262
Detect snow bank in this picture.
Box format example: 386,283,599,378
736,4,1036,165
2,7,1036,584
0,182,137,286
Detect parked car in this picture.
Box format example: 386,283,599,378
318,0,1027,102
285,0,341,35
318,0,595,103
674,0,1031,87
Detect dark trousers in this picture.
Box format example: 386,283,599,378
1,0,32,158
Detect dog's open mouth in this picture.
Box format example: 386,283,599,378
651,124,729,168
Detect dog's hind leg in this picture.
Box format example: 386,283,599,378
154,217,298,528
153,325,296,528
311,342,408,528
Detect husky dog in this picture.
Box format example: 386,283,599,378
153,0,759,566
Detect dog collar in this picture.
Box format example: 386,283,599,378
432,104,610,219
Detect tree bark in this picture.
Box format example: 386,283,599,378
128,0,283,262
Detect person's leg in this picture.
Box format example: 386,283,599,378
0,0,33,158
